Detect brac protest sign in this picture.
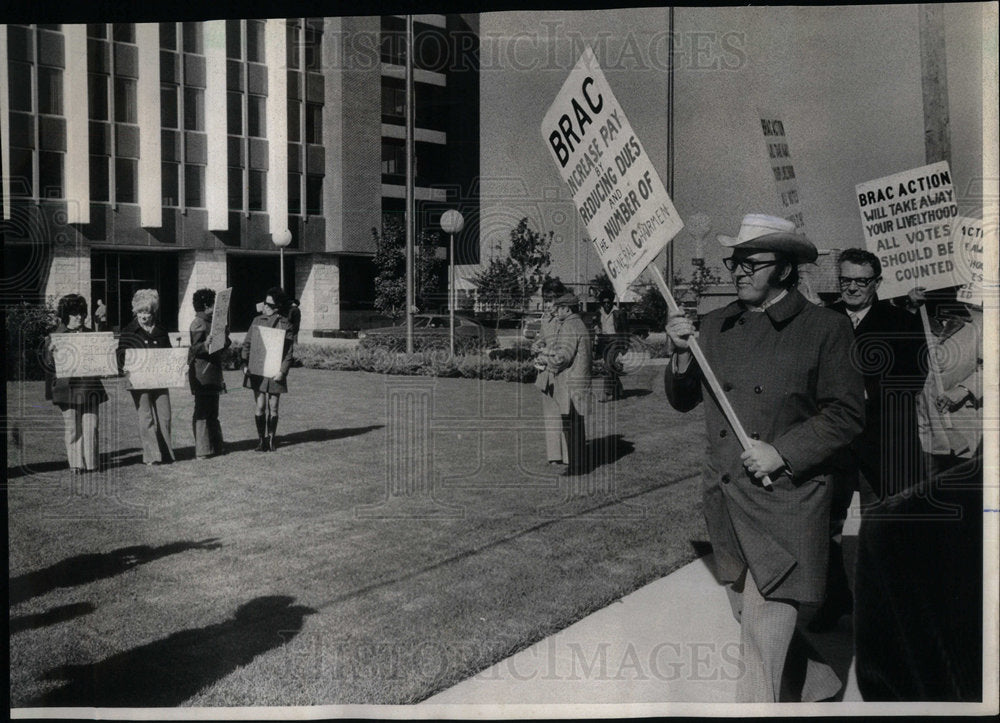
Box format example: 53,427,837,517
758,108,805,232
855,161,959,298
248,325,286,378
50,332,117,378
541,45,683,298
952,215,985,308
207,287,232,355
123,347,190,389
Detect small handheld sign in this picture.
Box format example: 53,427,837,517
51,332,117,378
207,287,232,355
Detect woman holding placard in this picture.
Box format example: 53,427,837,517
44,293,110,474
116,289,175,466
188,288,231,459
241,287,293,452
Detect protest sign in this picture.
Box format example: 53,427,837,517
207,287,232,355
541,45,683,298
123,348,190,389
247,325,286,378
51,332,118,378
855,161,959,298
952,215,984,307
758,109,805,232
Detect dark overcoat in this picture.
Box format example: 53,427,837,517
548,312,593,416
116,318,173,386
188,311,229,394
533,310,560,396
241,313,293,394
665,290,865,603
43,323,111,407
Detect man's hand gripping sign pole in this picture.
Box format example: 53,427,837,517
542,47,774,488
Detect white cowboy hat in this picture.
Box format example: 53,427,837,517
718,214,817,263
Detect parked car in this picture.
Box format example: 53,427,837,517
358,314,497,350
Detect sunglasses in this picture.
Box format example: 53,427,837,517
262,300,276,308
723,258,780,275
838,276,880,289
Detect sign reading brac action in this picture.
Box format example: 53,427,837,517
855,161,959,298
542,46,683,297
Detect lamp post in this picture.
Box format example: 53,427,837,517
440,209,465,356
273,229,292,290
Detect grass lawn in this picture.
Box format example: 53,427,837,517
7,363,708,706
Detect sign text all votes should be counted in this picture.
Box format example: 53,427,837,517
51,332,118,378
124,348,190,389
855,160,959,299
542,46,682,297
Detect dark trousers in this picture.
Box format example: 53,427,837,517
561,405,587,473
130,389,174,464
192,393,224,457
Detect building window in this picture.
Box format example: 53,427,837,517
9,61,33,112
88,23,108,39
90,155,109,202
182,22,203,54
159,85,178,128
183,87,204,131
381,142,409,177
184,164,205,207
247,94,266,138
228,166,243,211
38,151,64,198
227,91,243,135
10,148,34,198
226,20,242,59
305,102,322,144
287,99,301,142
286,22,300,70
115,157,138,203
381,29,405,65
114,77,138,123
248,170,265,211
89,74,109,120
37,67,64,116
159,22,176,50
304,23,323,70
306,174,323,215
112,23,135,44
162,161,179,206
381,84,405,119
247,21,264,63
288,172,301,215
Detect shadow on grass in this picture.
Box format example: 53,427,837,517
10,602,96,635
27,595,316,707
620,388,652,399
586,434,636,472
169,425,384,461
6,448,142,480
9,539,223,606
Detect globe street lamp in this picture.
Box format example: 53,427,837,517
439,210,465,356
273,229,292,289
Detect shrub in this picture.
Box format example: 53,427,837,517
488,345,535,363
5,301,57,380
359,333,490,354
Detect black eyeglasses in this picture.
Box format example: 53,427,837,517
723,258,780,275
838,276,880,289
262,300,276,308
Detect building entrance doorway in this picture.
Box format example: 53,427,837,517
226,255,295,332
90,251,179,332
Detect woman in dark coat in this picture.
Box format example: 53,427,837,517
241,286,293,451
44,293,110,473
188,288,230,459
116,289,174,465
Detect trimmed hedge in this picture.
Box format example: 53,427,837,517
6,302,57,380
358,333,492,354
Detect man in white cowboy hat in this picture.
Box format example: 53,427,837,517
547,292,593,475
664,214,865,702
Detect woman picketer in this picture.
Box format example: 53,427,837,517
241,286,294,451
188,288,231,459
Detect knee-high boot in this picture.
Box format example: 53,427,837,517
267,415,279,452
254,414,267,452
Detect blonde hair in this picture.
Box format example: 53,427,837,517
132,288,160,315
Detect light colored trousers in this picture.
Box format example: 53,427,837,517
130,389,174,464
541,392,568,463
727,569,842,702
58,404,99,471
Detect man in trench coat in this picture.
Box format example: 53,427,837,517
664,214,865,702
547,292,593,475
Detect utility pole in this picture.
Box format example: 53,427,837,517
665,7,676,292
405,15,415,353
919,3,951,165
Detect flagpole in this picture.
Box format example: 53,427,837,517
405,15,415,353
665,7,675,293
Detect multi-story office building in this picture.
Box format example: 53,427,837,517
1,15,480,333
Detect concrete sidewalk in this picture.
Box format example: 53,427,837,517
428,508,863,705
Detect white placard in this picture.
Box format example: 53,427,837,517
952,215,984,307
855,161,959,298
51,332,118,378
541,46,683,298
248,324,286,378
758,108,805,232
123,347,190,389
207,287,232,354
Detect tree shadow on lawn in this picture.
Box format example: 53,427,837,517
10,602,96,635
169,425,384,461
10,539,223,606
586,434,636,473
6,448,141,479
27,595,316,707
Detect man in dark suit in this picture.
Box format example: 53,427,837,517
810,248,927,632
